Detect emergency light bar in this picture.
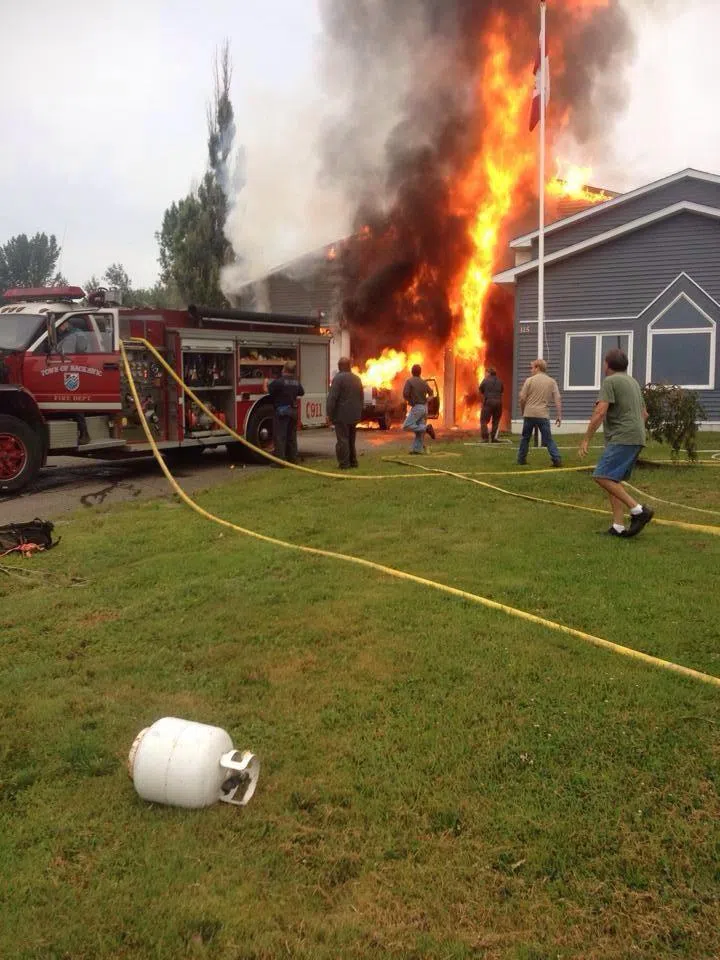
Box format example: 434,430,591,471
3,286,86,303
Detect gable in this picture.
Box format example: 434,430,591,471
650,294,715,331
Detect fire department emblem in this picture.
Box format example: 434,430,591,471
64,373,80,392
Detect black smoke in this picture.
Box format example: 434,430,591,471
318,0,636,360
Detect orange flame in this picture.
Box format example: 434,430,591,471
451,15,535,384
348,6,614,426
352,348,424,389
547,162,610,204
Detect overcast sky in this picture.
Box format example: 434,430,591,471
1,0,718,288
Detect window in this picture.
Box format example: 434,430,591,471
32,312,117,355
564,332,632,390
647,295,716,389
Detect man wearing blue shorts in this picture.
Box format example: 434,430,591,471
578,348,654,538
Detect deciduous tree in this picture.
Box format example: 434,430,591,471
158,41,235,307
0,233,64,291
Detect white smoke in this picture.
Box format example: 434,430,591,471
220,11,439,297
220,85,358,296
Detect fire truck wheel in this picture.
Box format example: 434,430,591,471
244,402,275,464
0,415,42,494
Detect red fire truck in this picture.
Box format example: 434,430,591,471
0,287,331,494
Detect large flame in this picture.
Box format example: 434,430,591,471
548,161,610,204
452,15,535,375
348,6,612,415
353,349,408,389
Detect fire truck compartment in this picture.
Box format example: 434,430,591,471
47,416,124,450
182,342,236,439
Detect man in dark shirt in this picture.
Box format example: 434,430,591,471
478,366,503,443
402,364,435,454
267,361,305,464
326,357,364,469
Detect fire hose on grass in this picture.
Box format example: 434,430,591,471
120,341,720,691
386,459,720,538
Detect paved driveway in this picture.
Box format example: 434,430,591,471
0,427,412,523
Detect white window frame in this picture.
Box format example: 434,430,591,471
564,330,634,391
646,294,716,390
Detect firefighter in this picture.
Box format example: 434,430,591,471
267,361,305,464
479,366,504,443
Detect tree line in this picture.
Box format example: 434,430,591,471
0,42,236,310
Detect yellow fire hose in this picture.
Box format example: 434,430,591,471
625,482,720,520
120,341,720,690
127,337,594,480
388,459,720,537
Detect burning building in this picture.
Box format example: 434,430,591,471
232,1,638,427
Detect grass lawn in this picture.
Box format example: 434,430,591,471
2,435,720,960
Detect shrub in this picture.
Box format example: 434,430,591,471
642,384,706,461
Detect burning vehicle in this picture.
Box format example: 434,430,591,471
361,378,440,430
361,385,406,430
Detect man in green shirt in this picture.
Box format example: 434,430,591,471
578,348,654,538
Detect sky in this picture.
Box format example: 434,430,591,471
1,0,718,289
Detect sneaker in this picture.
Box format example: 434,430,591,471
626,506,655,538
552,460,562,468
604,526,628,537
517,460,527,466
426,424,436,440
491,438,501,444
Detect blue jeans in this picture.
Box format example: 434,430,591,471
404,404,428,453
518,417,561,464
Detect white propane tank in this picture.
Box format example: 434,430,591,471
128,717,260,810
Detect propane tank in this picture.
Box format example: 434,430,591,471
128,717,260,810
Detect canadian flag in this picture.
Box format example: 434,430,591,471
529,45,550,132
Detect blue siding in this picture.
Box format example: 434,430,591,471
518,213,720,319
513,212,720,422
651,295,714,330
529,175,720,258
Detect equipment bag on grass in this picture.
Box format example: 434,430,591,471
0,518,58,555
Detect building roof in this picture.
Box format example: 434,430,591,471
508,168,720,251
493,201,720,285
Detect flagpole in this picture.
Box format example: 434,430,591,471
537,0,547,360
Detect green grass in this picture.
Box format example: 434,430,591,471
2,436,720,960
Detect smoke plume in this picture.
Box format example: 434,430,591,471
222,0,639,377
318,0,636,358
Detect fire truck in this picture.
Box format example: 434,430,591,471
0,286,331,494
